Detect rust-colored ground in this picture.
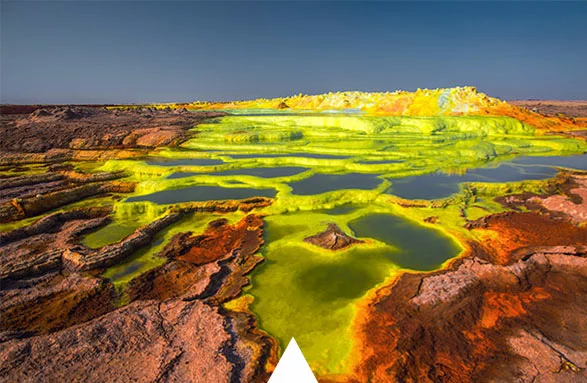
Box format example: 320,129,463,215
510,100,587,118
468,212,587,265
509,100,587,129
346,242,587,383
126,215,265,302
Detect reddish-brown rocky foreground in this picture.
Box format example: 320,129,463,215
0,212,277,382
0,107,278,382
510,100,587,130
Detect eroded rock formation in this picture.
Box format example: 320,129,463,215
348,244,587,383
304,223,363,250
0,106,278,382
126,214,266,302
0,299,259,382
0,273,116,338
0,170,132,223
0,207,112,280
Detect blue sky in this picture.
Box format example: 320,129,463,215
1,1,586,103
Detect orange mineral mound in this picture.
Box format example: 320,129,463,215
185,86,583,132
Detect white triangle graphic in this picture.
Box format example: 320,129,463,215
268,337,318,383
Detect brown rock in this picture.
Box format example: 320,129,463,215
0,299,259,382
64,212,184,271
464,211,587,265
423,216,439,224
135,128,183,147
0,273,116,337
0,213,276,382
124,214,266,305
0,208,111,280
304,223,363,250
1,106,225,154
0,179,134,223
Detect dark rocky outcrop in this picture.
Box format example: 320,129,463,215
304,223,363,250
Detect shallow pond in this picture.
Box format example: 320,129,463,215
83,222,140,248
348,213,460,270
386,154,586,200
289,173,383,195
126,185,276,204
168,166,309,179
509,153,587,170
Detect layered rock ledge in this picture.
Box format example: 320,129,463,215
0,214,277,382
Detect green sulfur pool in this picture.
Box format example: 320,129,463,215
247,208,461,375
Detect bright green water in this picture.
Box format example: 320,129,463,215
168,166,309,179
248,209,460,374
83,222,138,248
126,185,277,204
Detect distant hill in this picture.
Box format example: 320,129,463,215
181,86,584,132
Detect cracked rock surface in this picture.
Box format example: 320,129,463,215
0,299,236,382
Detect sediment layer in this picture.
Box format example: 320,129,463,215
182,87,584,132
